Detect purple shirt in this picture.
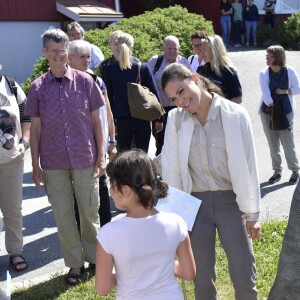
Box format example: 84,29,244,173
25,67,104,170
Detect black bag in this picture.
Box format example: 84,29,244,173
270,95,290,130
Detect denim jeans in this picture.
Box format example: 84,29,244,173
220,15,231,46
245,21,257,44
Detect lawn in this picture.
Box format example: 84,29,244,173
13,220,287,300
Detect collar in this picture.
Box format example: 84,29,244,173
44,65,73,83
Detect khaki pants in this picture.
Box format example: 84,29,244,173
44,167,100,268
0,154,24,255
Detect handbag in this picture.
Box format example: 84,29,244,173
270,94,290,130
127,62,165,121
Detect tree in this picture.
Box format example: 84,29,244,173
268,182,300,299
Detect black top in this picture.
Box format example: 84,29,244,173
220,2,232,13
197,63,242,100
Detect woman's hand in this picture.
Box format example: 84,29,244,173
246,220,261,240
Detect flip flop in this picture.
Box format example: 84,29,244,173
9,254,28,272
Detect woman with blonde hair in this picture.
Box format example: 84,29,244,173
161,63,261,299
197,35,242,104
102,32,162,152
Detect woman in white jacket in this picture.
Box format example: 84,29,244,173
160,63,261,300
259,45,300,185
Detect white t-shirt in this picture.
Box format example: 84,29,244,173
188,55,205,72
0,76,26,164
97,211,187,300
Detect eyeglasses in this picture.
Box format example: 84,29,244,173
192,43,202,48
48,49,68,55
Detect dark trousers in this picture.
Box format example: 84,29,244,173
116,117,151,152
152,106,176,156
264,13,275,29
74,174,111,228
234,20,243,45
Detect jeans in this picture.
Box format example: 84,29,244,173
220,15,232,46
245,21,257,44
234,20,242,45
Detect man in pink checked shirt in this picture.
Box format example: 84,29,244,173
25,28,105,286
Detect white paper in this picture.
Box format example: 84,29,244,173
156,186,201,231
6,271,11,299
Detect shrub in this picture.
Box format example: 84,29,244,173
85,5,214,62
278,12,300,49
22,5,214,93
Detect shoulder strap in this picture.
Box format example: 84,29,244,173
190,55,195,65
136,62,142,84
4,75,18,101
153,54,164,75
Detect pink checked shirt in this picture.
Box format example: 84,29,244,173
25,67,104,170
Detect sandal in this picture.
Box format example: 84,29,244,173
9,254,28,272
65,266,85,286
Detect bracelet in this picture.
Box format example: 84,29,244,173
109,140,117,145
20,139,30,150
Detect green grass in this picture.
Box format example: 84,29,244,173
12,220,287,300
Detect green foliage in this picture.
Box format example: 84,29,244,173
278,12,300,49
22,56,49,95
85,5,213,63
23,5,213,94
13,220,287,300
257,12,300,49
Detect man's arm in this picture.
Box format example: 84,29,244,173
30,117,44,188
91,109,106,177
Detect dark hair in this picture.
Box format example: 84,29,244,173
106,149,168,209
161,63,223,96
190,30,208,40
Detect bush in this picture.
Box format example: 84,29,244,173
85,5,214,62
22,5,213,93
257,12,300,49
278,12,300,49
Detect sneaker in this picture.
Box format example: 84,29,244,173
268,172,281,184
254,43,257,47
289,172,299,185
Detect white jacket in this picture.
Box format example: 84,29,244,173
258,66,300,113
161,94,261,215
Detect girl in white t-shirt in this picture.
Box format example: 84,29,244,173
95,149,196,300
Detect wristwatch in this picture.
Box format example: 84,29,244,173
20,139,30,150
285,90,288,95
109,140,118,146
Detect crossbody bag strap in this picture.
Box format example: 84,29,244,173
136,62,142,84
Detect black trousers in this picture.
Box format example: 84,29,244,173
152,106,176,156
74,174,111,228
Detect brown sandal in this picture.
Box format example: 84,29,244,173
9,254,28,272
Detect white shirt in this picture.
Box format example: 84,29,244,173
188,55,204,72
97,211,187,300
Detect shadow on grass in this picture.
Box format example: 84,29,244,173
12,270,100,300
